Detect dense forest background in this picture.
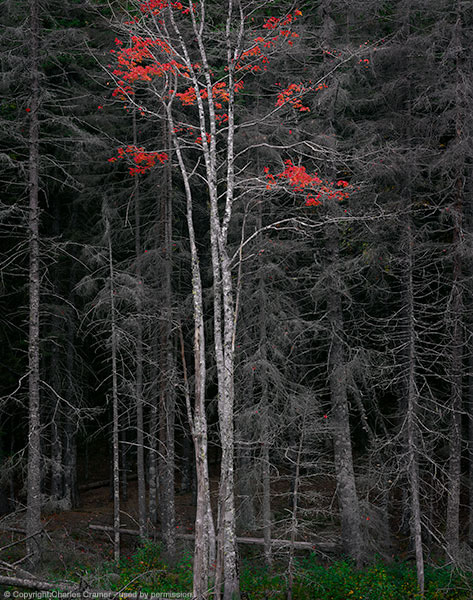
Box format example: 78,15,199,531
1,0,473,598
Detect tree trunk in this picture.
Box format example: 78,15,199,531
49,314,63,508
148,339,159,527
405,216,424,595
446,7,464,562
106,213,120,564
469,351,473,547
259,264,272,568
168,104,215,599
158,119,175,556
287,424,304,600
133,111,147,540
25,0,42,569
326,227,362,564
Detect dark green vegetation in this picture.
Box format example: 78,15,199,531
27,543,473,600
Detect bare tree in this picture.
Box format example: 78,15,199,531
25,0,42,570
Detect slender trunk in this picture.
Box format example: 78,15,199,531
469,351,473,546
133,112,146,539
158,119,175,555
262,431,272,569
326,227,362,564
25,0,42,569
64,265,79,509
148,337,158,527
148,393,158,527
120,429,128,503
445,192,463,563
213,246,238,600
258,222,272,568
106,214,120,564
49,314,63,506
50,414,63,502
236,447,255,533
287,426,304,600
63,410,77,509
446,9,464,562
405,216,424,595
180,431,194,494
167,104,215,598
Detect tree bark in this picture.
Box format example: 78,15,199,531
445,7,464,563
106,213,120,564
167,101,215,599
158,120,175,555
326,227,362,564
405,216,425,595
133,111,147,540
25,0,42,570
287,424,304,600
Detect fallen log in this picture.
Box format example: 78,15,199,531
88,524,338,552
79,474,138,492
0,574,191,599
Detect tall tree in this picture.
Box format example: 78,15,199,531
25,0,42,570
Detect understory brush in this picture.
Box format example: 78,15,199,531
67,542,473,599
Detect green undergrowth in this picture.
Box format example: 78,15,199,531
68,542,472,599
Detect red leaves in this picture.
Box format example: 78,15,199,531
111,36,180,98
275,83,310,112
264,160,351,207
176,86,198,106
277,160,321,191
109,145,168,176
306,196,322,207
263,16,281,30
263,10,301,29
139,0,190,15
275,81,327,112
175,81,242,108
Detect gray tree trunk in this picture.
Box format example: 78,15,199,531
469,352,473,547
445,187,463,564
158,119,175,555
445,6,464,562
148,339,159,527
49,313,63,507
167,103,215,598
133,112,146,540
404,217,424,594
326,227,362,564
25,0,42,569
106,213,120,564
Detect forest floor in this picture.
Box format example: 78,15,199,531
0,470,341,579
0,480,194,573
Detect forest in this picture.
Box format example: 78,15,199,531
1,0,473,598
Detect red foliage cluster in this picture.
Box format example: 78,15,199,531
262,11,301,30
175,81,237,106
139,0,191,15
195,133,212,146
108,146,168,175
111,36,191,100
265,160,350,206
235,11,301,71
275,83,310,112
